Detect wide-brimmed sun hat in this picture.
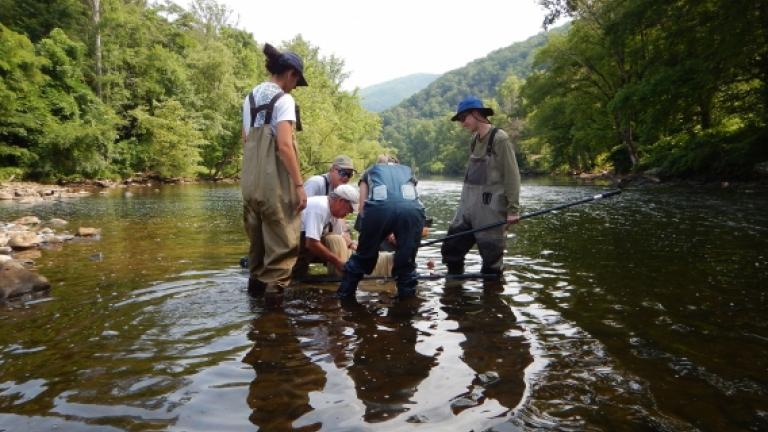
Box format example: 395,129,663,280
451,96,494,121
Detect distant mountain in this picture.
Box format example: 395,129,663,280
382,26,569,123
359,73,441,112
378,24,570,175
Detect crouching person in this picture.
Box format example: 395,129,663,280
337,160,425,300
293,185,359,278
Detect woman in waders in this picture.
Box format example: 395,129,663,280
441,97,521,277
241,43,308,296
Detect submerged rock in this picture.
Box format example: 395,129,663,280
77,227,101,237
48,218,68,227
13,216,41,225
8,231,42,249
0,261,50,300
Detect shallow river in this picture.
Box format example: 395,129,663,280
1,179,766,431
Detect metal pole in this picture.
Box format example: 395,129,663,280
420,189,622,247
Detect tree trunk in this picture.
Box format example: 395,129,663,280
614,112,639,168
91,0,102,98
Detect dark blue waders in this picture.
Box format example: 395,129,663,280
337,164,425,299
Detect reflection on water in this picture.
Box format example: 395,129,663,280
438,280,530,416
244,304,326,431
341,297,435,423
1,180,767,431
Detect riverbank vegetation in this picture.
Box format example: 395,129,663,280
381,0,767,180
525,0,767,179
0,0,384,182
1,0,765,183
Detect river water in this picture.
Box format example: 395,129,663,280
0,179,766,431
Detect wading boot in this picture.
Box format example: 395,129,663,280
480,266,503,280
247,277,266,296
336,272,362,300
482,278,504,293
446,262,464,275
396,287,417,300
395,273,418,300
263,282,285,308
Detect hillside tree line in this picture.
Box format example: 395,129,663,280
0,0,385,182
381,0,766,179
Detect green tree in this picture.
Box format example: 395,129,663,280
0,0,88,43
276,37,383,175
0,25,47,178
532,0,768,176
33,28,118,179
131,99,202,178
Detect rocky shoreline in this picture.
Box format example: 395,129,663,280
0,181,97,203
1,182,102,302
1,216,101,301
0,175,215,203
564,171,768,191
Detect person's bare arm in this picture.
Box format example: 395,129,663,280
275,121,306,212
306,238,344,273
358,180,368,215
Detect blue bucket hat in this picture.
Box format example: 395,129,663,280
281,52,308,86
451,96,494,121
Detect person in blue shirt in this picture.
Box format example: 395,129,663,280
337,158,425,300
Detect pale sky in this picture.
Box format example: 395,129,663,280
176,0,553,90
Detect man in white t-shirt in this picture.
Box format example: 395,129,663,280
293,184,359,277
304,154,357,248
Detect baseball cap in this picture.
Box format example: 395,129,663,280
331,155,355,171
281,52,308,86
333,184,359,211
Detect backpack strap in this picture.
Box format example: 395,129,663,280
249,91,303,131
486,127,499,156
470,127,498,155
249,91,285,128
323,173,330,195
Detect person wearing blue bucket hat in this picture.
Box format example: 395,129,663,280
450,96,494,121
441,96,521,278
240,43,309,298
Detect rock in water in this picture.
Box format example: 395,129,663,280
77,227,101,237
0,262,50,300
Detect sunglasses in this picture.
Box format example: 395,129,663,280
336,169,354,178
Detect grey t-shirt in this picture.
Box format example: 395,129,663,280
304,174,330,197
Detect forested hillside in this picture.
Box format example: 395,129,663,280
359,73,440,112
1,0,765,182
0,0,384,182
380,28,564,175
524,0,767,178
383,0,767,179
